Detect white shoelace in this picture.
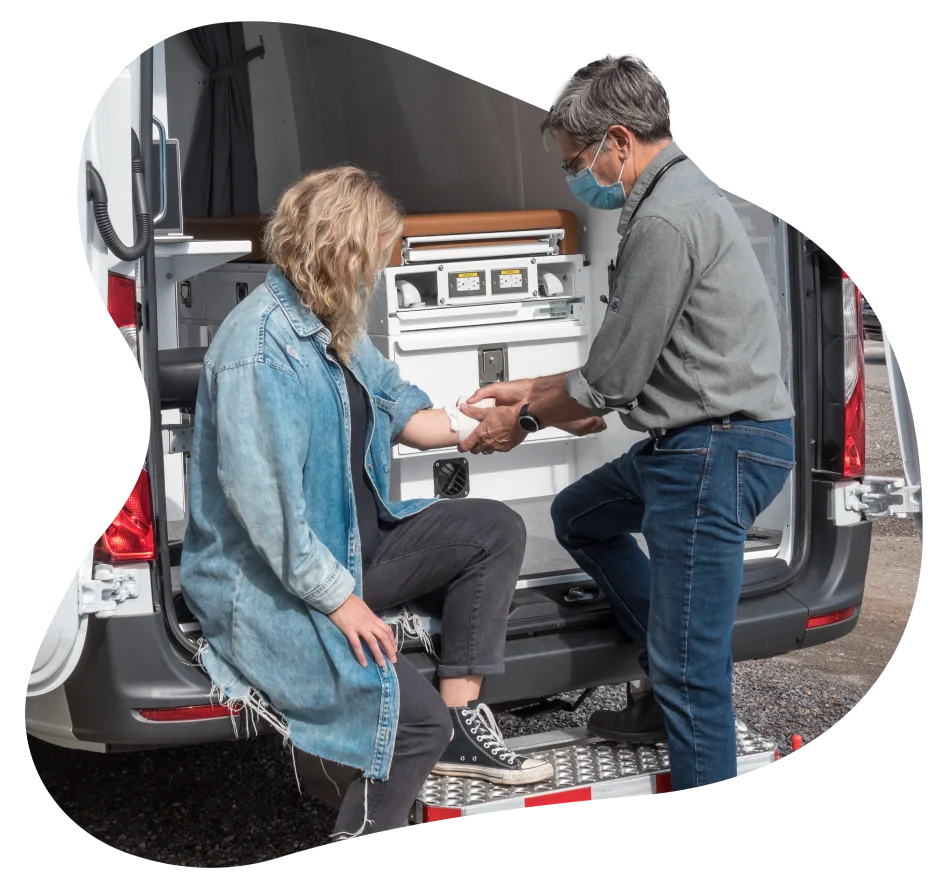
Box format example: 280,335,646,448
464,703,519,764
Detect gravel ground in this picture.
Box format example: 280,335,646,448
28,370,921,866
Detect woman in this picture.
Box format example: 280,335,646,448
181,167,604,839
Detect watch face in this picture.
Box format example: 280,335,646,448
519,413,539,432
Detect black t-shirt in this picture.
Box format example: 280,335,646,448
336,359,382,570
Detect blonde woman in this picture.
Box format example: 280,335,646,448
181,167,602,838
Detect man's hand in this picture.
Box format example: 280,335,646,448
466,380,533,408
555,415,608,436
457,403,527,455
328,594,398,668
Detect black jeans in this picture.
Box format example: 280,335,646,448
328,498,526,837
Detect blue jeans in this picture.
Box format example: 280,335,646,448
551,416,794,789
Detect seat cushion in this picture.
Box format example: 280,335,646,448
160,347,207,409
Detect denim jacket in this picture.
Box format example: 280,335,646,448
180,267,437,780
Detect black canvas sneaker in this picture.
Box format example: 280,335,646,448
432,702,554,786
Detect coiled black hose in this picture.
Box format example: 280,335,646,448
86,129,152,262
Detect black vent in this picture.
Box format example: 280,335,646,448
433,458,470,499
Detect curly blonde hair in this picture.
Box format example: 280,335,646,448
262,166,404,362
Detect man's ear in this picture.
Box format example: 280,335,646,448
606,125,633,160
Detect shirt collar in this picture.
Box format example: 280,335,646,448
616,140,684,234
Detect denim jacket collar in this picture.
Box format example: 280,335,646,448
266,266,331,342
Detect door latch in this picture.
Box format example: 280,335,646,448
478,345,508,386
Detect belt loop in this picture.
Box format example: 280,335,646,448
722,415,731,429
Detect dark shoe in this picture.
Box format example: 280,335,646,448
432,702,555,786
587,689,667,743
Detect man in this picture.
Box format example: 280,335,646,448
458,56,796,791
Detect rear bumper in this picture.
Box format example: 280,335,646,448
29,491,870,751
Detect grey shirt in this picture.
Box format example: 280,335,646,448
565,141,795,432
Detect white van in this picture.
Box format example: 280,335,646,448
27,24,921,756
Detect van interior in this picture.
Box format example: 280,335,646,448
154,24,798,643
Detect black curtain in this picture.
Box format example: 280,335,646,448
182,23,263,217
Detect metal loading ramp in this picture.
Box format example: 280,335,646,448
414,722,778,822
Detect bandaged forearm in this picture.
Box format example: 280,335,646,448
446,396,495,442
397,399,495,450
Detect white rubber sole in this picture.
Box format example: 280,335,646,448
431,760,555,786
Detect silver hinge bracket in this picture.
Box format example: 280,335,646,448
166,424,194,454
80,565,139,618
843,476,922,518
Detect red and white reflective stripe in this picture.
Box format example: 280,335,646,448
652,772,672,794
419,771,668,822
421,805,466,823
526,787,593,807
417,747,780,822
419,787,592,824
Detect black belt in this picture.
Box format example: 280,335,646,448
647,414,747,440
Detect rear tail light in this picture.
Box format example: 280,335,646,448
94,468,156,562
841,271,866,478
107,271,139,360
138,705,237,722
806,606,857,629
107,271,137,328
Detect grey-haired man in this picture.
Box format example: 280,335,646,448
458,56,795,790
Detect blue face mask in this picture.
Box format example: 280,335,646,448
566,132,628,210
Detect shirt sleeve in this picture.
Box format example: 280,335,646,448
565,215,696,413
213,358,355,615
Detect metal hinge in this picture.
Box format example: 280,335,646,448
843,476,922,519
165,424,194,454
80,565,139,618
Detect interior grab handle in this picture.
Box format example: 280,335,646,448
151,116,168,226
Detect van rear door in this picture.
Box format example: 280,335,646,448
29,60,147,697
835,333,922,535
29,552,95,696
880,322,928,524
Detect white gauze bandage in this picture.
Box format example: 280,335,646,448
452,396,495,443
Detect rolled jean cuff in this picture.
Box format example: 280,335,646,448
436,662,505,679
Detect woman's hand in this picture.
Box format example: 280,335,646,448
328,594,398,668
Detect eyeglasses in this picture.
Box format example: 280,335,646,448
561,141,596,175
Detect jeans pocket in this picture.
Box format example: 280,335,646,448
736,451,794,529
651,426,711,455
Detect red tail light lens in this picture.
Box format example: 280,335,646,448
107,271,139,359
844,369,866,477
806,606,857,629
94,468,156,562
841,272,866,478
138,705,237,722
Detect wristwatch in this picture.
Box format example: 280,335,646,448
518,403,541,433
